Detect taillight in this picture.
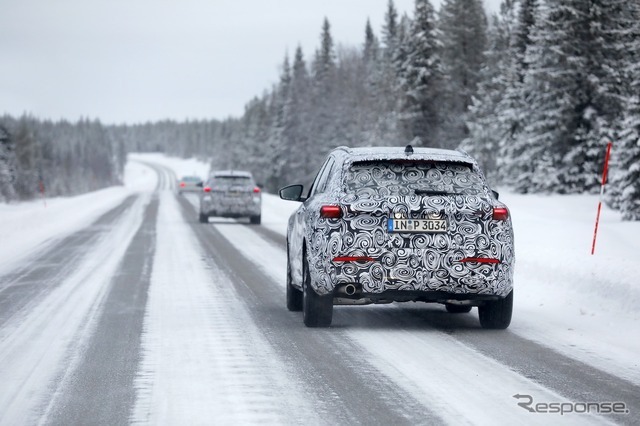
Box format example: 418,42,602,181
180,182,186,187
320,205,342,219
203,186,211,193
492,207,509,221
253,187,261,193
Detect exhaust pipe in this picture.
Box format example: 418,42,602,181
336,284,358,297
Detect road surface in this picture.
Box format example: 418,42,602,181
0,161,637,425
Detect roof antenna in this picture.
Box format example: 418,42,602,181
404,144,414,155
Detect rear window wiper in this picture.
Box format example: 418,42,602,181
414,189,453,196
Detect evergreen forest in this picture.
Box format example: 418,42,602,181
1,0,639,219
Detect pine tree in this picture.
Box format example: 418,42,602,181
382,0,399,56
398,0,442,146
497,0,539,186
438,0,488,145
462,1,518,182
265,54,292,191
611,1,640,220
0,124,17,201
510,0,629,193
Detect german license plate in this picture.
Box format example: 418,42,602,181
387,218,447,233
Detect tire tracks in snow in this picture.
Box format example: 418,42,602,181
41,195,158,425
131,191,315,424
197,204,634,425
0,193,150,425
0,195,137,329
176,195,440,426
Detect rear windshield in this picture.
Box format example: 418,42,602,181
181,176,201,182
344,161,486,196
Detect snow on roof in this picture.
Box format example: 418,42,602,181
211,170,253,178
332,146,476,165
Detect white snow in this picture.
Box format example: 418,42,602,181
128,152,210,181
131,191,314,424
0,193,150,425
132,153,640,386
0,160,155,275
1,152,639,423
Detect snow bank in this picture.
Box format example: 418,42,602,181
0,161,155,274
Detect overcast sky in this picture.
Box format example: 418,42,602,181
1,0,501,124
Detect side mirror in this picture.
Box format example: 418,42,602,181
279,184,305,202
491,190,500,200
196,182,203,187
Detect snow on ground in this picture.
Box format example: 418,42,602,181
0,161,155,276
0,153,208,276
128,152,210,181
131,191,314,424
0,194,150,425
137,154,640,384
257,190,640,385
1,151,638,414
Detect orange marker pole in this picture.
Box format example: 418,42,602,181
591,141,612,255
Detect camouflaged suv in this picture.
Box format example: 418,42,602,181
279,145,514,328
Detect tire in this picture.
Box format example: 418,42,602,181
250,215,261,225
199,212,208,223
286,244,303,312
302,254,333,327
478,290,513,329
445,304,472,313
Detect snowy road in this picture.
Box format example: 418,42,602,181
0,157,638,425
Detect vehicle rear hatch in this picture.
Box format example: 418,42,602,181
340,160,494,253
211,175,255,203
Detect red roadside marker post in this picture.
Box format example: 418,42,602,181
591,141,613,255
39,178,47,208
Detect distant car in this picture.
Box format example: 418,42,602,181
177,176,203,194
280,145,514,328
199,170,262,224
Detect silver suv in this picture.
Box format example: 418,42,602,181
199,170,262,224
280,145,514,328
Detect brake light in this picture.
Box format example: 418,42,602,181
180,182,186,187
459,257,500,264
203,186,211,193
333,256,375,262
253,187,261,193
320,205,342,219
492,207,509,221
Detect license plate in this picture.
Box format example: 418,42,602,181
388,218,447,233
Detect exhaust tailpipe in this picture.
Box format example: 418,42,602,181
344,284,357,296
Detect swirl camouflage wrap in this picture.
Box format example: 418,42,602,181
285,146,514,301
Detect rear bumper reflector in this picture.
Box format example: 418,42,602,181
459,257,500,264
333,256,375,262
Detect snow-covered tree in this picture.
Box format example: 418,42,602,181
609,1,640,219
462,1,518,182
398,0,442,147
508,0,631,193
438,0,488,145
0,124,17,201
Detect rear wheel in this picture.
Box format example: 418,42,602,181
286,244,302,311
250,215,261,225
302,255,333,327
445,304,472,313
199,212,208,223
478,290,513,329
